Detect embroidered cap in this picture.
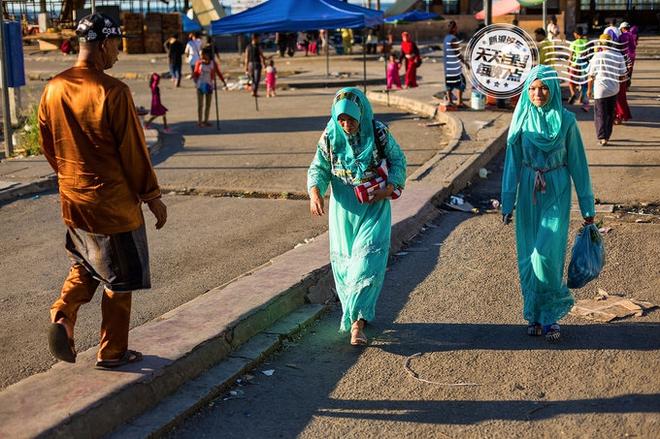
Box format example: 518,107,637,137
76,13,122,43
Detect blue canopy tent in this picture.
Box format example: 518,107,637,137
384,11,440,24
182,13,202,33
210,0,382,35
210,0,383,90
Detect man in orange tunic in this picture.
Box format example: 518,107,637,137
39,13,168,368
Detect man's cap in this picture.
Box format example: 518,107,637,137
334,91,362,122
76,13,121,43
619,22,630,29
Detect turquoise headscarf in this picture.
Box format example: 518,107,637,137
507,65,564,152
326,87,376,181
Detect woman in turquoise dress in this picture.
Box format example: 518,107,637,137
501,65,595,342
307,88,407,346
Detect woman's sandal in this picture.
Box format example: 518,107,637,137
95,350,143,369
350,320,368,346
544,323,561,342
527,323,543,336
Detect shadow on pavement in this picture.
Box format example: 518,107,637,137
152,111,417,166
167,112,410,137
314,393,660,424
374,321,660,356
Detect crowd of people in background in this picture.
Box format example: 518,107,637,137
153,18,640,144
540,17,638,144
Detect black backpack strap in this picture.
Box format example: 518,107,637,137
373,119,387,160
324,131,334,173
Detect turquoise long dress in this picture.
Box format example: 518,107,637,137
307,88,407,331
501,66,595,326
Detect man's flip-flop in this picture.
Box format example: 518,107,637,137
95,350,143,369
48,322,76,363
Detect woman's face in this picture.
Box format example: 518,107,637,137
338,113,359,134
528,79,550,107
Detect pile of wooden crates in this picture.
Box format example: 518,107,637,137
121,12,182,54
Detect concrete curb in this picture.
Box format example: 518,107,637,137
108,304,326,439
0,132,163,204
0,174,57,203
0,235,331,438
0,89,507,439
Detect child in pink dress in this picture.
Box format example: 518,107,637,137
145,73,169,131
265,59,277,97
386,53,402,90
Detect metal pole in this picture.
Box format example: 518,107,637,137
542,0,547,33
325,30,330,77
363,29,367,93
92,0,96,14
211,35,220,130
485,0,492,26
0,16,13,157
384,55,389,106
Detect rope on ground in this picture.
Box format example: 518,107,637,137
404,352,480,387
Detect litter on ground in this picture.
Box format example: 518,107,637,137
445,200,476,213
570,289,657,322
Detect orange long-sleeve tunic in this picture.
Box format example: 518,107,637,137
38,62,161,235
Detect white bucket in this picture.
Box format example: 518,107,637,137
471,91,486,110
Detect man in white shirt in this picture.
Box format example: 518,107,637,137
587,34,627,145
184,32,203,76
546,15,560,41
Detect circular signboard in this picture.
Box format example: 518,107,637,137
464,24,539,99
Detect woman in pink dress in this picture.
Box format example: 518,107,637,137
265,59,277,97
145,73,169,131
386,53,402,90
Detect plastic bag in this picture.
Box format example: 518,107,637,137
567,224,605,289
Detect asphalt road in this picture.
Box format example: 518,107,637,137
146,84,446,194
169,152,660,439
572,60,660,205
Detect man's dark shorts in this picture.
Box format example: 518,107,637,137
446,73,466,92
65,224,151,292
